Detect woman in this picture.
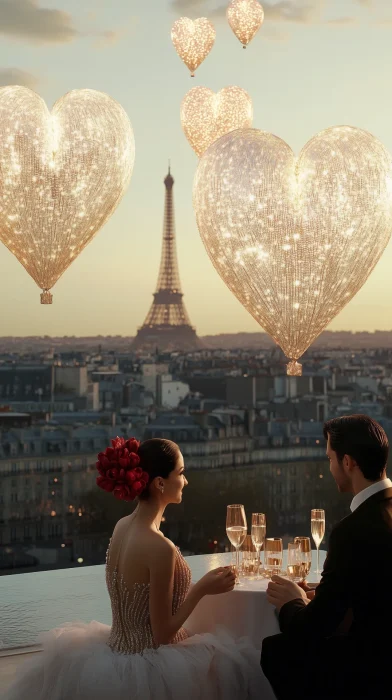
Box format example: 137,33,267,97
2,438,269,700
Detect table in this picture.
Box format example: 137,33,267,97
185,550,326,650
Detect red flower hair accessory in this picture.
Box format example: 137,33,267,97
96,437,149,502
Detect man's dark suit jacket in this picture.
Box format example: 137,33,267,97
261,487,392,699
279,487,392,645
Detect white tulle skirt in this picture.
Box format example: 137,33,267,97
1,621,274,700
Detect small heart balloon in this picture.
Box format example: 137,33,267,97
181,86,253,157
171,17,216,77
194,127,392,374
0,86,135,303
227,0,264,48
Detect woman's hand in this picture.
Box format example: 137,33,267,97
195,567,236,596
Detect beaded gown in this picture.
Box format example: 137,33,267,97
1,537,271,700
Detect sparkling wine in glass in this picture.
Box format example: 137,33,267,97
311,509,325,580
287,542,302,582
226,505,247,586
251,513,266,579
264,538,283,578
294,537,312,582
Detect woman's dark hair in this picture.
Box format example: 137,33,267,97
137,439,180,500
323,414,389,481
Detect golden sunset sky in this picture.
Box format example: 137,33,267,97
0,0,391,336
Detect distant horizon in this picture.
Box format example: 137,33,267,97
0,329,391,339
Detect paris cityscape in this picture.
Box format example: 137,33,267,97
1,167,391,575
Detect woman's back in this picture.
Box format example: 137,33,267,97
106,516,191,654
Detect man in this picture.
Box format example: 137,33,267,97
261,415,392,699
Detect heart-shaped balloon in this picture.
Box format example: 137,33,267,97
181,86,253,157
194,127,392,374
171,17,216,77
0,86,135,303
227,0,264,48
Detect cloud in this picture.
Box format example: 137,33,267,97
93,29,123,48
170,0,327,22
326,16,358,25
170,0,383,34
0,0,126,47
262,0,325,24
171,0,341,24
0,67,39,89
0,0,77,44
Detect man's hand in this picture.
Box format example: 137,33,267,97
267,576,310,612
298,580,318,601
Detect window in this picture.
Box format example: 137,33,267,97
49,523,62,538
11,527,17,542
11,478,17,487
11,493,18,503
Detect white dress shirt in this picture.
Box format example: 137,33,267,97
350,478,392,512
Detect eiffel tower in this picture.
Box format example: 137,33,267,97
132,168,202,352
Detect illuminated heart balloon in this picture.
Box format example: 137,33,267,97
0,86,135,303
181,86,253,157
171,17,216,77
194,127,392,374
227,0,264,48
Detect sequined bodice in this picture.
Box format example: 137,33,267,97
106,540,192,654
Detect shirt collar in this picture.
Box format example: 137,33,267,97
350,478,392,513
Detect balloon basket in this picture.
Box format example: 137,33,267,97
287,360,302,376
40,290,53,305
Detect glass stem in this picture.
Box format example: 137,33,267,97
317,546,320,576
236,546,240,582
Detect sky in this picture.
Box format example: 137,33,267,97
0,0,391,337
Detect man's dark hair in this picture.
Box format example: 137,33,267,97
323,414,389,481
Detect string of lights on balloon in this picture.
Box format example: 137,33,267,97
181,86,253,157
171,17,216,78
193,127,392,376
0,86,134,304
227,0,265,48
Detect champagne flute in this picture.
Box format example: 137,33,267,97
251,513,266,579
226,505,247,586
287,542,302,582
264,538,283,578
311,509,325,580
294,537,312,582
241,535,258,578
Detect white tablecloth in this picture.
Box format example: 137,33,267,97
185,550,326,650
